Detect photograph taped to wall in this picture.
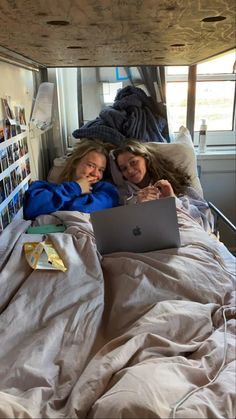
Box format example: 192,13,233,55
18,139,24,157
0,214,3,233
14,105,25,132
2,98,16,125
0,179,5,203
11,125,17,137
8,198,15,222
7,145,14,165
13,192,20,211
21,162,26,179
23,137,28,154
19,107,27,129
25,157,30,175
4,175,12,197
0,148,8,171
0,120,4,143
13,142,19,162
4,120,11,140
1,205,9,229
10,168,18,189
15,165,22,184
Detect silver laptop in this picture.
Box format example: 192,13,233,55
90,197,180,255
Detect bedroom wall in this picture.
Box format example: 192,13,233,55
197,151,236,253
0,61,34,122
0,60,51,231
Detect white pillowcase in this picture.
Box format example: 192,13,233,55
145,126,203,196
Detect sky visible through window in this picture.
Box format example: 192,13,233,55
166,50,235,132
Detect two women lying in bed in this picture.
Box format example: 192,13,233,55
23,138,212,232
111,139,213,232
23,139,119,220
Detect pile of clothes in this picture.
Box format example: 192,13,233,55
73,86,170,145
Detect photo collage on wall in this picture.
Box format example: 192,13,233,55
0,98,31,233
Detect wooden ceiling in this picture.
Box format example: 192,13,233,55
0,0,235,68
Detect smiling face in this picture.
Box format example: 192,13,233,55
117,151,149,186
74,151,106,183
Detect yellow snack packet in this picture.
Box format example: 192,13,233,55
24,240,67,272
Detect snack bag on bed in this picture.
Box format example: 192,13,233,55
24,240,67,272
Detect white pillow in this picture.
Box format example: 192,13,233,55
175,125,194,147
145,126,203,196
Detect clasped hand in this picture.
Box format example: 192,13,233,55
76,176,96,194
137,179,175,203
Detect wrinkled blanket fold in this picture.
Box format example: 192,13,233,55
0,210,235,418
73,86,169,145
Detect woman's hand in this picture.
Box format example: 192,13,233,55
154,179,175,198
137,180,175,203
76,176,94,194
137,185,159,203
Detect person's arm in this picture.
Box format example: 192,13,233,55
67,181,119,213
175,187,214,232
23,180,84,219
23,180,119,220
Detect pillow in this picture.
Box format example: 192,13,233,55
110,126,203,197
175,125,194,147
47,157,68,183
145,126,203,196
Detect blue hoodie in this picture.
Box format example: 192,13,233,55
23,180,119,220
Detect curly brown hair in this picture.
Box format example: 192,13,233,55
112,139,191,196
59,138,111,182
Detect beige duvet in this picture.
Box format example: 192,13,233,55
0,209,235,418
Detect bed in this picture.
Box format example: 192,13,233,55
0,136,235,419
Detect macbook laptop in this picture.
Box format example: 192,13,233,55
90,197,180,255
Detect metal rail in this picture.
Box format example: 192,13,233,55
208,201,236,234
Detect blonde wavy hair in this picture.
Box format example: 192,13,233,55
112,139,191,196
59,138,111,182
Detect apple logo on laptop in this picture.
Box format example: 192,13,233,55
132,226,142,236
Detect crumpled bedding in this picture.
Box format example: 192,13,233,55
72,86,169,145
0,209,235,418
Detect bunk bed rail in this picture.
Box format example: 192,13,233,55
208,201,236,236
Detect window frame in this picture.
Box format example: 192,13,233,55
165,58,236,147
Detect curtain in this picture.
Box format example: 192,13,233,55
137,66,167,119
136,66,170,141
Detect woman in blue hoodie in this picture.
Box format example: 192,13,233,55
23,139,119,220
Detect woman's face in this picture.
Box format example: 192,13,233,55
74,151,106,183
117,151,147,185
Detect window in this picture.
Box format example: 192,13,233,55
194,80,235,131
166,50,236,146
166,66,188,133
102,82,123,105
195,52,236,132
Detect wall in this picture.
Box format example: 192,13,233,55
0,61,34,122
81,68,103,124
0,61,55,181
48,68,78,151
197,150,236,253
0,60,56,232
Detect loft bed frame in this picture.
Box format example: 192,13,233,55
0,0,235,245
0,3,235,418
